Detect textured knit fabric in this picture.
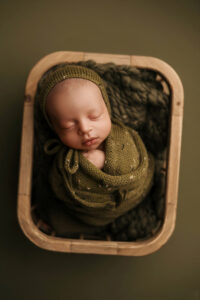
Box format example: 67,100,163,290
37,64,155,227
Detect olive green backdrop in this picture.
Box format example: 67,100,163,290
1,0,199,299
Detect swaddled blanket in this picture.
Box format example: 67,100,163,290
44,117,155,226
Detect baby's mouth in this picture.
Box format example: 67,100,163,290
83,137,99,146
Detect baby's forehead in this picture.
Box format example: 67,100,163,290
46,78,103,107
46,78,104,117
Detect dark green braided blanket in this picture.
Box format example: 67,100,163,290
32,59,170,241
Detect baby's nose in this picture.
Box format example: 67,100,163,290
78,119,92,135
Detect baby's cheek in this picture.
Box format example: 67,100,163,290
99,118,111,135
59,132,74,146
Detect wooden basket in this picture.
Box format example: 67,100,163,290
17,51,184,256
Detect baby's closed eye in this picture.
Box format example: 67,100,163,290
61,123,76,130
89,113,103,120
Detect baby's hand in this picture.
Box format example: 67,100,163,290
82,149,105,169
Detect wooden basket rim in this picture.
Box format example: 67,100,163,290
17,51,184,256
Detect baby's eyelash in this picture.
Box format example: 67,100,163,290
61,125,75,130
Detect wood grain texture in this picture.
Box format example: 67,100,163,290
17,51,184,256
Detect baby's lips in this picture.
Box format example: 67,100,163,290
83,137,98,146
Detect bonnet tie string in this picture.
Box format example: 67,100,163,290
43,138,62,155
64,149,79,174
44,139,79,174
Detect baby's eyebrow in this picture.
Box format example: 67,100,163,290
88,109,97,114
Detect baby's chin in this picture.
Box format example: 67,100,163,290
81,142,103,151
65,140,104,151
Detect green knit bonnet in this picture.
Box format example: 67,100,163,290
38,64,111,129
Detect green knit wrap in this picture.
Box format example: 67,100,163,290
44,118,155,226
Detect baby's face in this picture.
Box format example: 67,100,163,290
46,78,112,151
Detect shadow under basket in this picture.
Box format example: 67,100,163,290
17,51,184,256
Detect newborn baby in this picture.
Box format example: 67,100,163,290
45,77,111,170
37,64,155,227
